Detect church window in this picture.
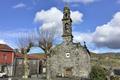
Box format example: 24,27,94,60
66,53,70,58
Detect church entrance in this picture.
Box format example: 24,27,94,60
64,67,72,77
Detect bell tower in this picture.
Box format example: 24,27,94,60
62,5,73,43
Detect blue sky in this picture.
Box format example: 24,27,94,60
0,0,120,53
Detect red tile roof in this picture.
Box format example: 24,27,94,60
28,54,47,59
15,53,47,60
0,44,13,51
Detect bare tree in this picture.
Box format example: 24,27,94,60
38,28,56,54
37,28,56,79
16,32,34,79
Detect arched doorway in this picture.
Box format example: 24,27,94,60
64,67,73,77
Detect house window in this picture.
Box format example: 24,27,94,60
43,67,46,73
18,59,23,65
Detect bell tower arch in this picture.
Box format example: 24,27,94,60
62,5,73,43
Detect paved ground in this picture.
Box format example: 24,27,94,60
0,78,46,80
0,77,46,80
0,78,89,80
0,78,86,80
0,74,46,80
0,75,88,80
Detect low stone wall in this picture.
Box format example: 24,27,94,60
110,76,120,80
13,58,41,77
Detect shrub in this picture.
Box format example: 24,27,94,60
90,65,108,80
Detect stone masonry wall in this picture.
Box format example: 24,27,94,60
47,42,91,80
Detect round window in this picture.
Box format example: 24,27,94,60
66,53,70,58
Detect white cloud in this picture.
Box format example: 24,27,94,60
92,12,120,49
0,30,31,38
0,40,6,44
13,3,26,9
73,32,92,43
62,0,96,4
34,7,120,51
34,7,83,35
71,12,120,49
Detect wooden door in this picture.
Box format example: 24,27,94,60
64,67,72,77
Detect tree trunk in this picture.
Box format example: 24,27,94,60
23,54,29,79
46,50,52,80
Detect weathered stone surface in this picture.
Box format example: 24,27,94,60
46,5,91,80
47,42,91,80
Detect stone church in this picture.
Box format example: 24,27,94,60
47,6,91,80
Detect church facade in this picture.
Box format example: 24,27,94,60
47,6,91,80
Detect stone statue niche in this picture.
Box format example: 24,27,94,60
64,23,72,35
62,6,73,43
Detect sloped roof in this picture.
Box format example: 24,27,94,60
0,44,13,51
15,53,47,60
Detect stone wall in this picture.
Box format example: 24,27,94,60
47,42,91,80
0,65,13,76
13,58,41,77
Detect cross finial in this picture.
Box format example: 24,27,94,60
84,41,86,45
84,41,86,47
65,2,69,7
